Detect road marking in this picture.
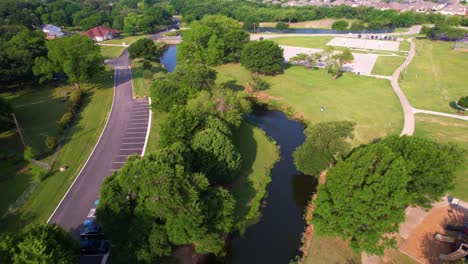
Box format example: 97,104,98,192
119,148,141,151
128,118,148,121
121,142,144,145
116,154,131,157
128,122,147,125
125,132,146,135
87,208,96,218
127,128,147,130
123,137,146,139
110,169,119,171
113,161,126,164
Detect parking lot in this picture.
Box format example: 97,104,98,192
327,37,400,51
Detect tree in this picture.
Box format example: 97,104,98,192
350,21,365,31
313,143,410,255
24,145,37,161
128,38,159,59
331,20,349,31
159,106,200,147
240,40,284,74
330,48,354,78
275,21,289,31
124,12,143,35
97,145,235,262
33,34,104,89
0,98,13,132
293,121,355,177
205,35,225,65
192,128,242,183
458,96,468,108
0,223,78,264
379,136,463,207
290,52,322,69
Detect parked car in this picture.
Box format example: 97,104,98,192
80,236,110,255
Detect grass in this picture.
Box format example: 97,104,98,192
399,40,410,51
1,69,114,231
0,84,70,155
132,60,166,98
303,236,361,264
269,36,335,50
371,56,406,76
260,19,356,29
413,114,468,201
101,33,150,45
400,39,468,113
100,45,125,59
145,110,167,153
216,64,403,145
229,122,279,232
0,161,45,216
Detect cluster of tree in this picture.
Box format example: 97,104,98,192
0,0,174,33
331,20,349,31
128,38,166,60
290,47,354,78
311,135,463,255
0,223,78,264
177,0,465,30
422,21,468,40
178,15,249,65
240,40,284,74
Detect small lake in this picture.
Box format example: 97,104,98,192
256,27,395,34
160,47,316,264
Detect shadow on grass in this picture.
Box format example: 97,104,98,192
222,80,245,92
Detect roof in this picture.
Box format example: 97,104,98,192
83,26,120,39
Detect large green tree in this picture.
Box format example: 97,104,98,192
0,223,78,264
240,40,284,74
97,144,235,263
159,106,201,147
379,135,463,207
293,121,355,177
128,38,159,60
33,34,104,89
313,143,410,255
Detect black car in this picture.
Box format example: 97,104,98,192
80,236,110,255
80,222,103,237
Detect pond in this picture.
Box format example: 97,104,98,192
160,46,316,264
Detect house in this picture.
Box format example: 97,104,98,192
83,26,120,42
42,24,63,39
440,4,467,15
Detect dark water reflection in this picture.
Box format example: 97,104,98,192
160,45,177,72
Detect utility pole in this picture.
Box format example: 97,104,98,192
11,114,26,149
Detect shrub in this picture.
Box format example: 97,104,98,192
142,60,152,70
45,136,58,153
24,146,37,161
143,69,153,80
59,112,73,129
251,75,270,92
67,89,82,112
458,96,468,108
332,20,349,31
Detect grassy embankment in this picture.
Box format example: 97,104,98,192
260,19,356,29
414,114,468,200
132,60,166,98
216,63,402,145
101,33,150,45
400,39,468,113
100,46,125,59
371,56,406,76
0,69,114,231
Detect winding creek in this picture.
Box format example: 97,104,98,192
160,46,316,263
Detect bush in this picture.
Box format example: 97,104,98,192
67,89,82,112
142,60,152,70
251,75,269,92
45,136,58,153
24,146,37,161
59,112,73,129
332,20,349,31
240,40,284,74
143,69,153,80
458,96,468,108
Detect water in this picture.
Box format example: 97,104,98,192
256,27,395,34
160,45,178,72
159,46,316,264
228,108,316,264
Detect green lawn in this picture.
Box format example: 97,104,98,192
399,40,410,52
0,84,69,155
414,114,468,200
102,33,150,45
1,70,114,231
216,64,403,145
269,36,335,50
303,236,361,264
145,110,167,154
371,56,406,76
230,122,279,233
400,40,468,113
100,45,125,59
132,60,166,98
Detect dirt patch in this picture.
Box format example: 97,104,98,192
173,245,211,264
399,206,467,264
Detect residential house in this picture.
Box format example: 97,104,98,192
42,24,64,39
440,3,467,15
83,26,120,42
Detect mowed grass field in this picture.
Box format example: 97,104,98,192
230,122,278,232
1,70,114,231
303,236,361,264
132,60,166,98
100,45,125,59
400,40,468,113
269,36,334,50
102,33,150,45
371,56,406,76
414,114,468,200
216,64,403,145
260,18,356,29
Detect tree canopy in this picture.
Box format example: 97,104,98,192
96,145,235,263
240,40,284,74
33,34,104,88
0,223,78,264
313,143,410,255
331,20,349,30
293,121,355,177
128,38,160,60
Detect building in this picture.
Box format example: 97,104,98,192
42,24,64,39
82,26,120,42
